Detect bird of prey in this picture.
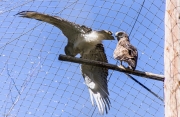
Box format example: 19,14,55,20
16,11,114,56
81,43,110,114
113,31,138,70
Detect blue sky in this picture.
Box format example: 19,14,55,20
0,0,164,117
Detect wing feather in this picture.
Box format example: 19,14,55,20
16,11,92,41
81,44,110,114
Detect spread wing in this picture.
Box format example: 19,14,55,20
16,11,92,42
81,44,110,114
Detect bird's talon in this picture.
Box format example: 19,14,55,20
118,65,126,69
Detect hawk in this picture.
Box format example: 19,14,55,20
113,31,138,70
81,44,110,114
16,11,114,56
17,11,111,114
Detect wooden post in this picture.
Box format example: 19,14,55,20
59,54,164,81
164,0,180,116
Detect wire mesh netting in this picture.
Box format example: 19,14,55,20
0,0,164,117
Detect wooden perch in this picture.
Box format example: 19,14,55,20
58,54,164,81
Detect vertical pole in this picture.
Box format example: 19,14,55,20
164,0,180,116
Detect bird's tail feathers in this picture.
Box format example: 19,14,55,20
127,59,137,70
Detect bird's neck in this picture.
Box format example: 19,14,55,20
119,37,129,42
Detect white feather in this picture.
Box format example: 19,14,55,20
89,89,94,106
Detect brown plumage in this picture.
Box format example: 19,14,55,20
113,31,138,70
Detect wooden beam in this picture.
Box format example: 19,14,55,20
164,0,180,116
58,54,164,81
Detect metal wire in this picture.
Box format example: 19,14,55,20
0,0,165,117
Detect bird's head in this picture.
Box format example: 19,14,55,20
97,30,114,40
115,31,129,41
